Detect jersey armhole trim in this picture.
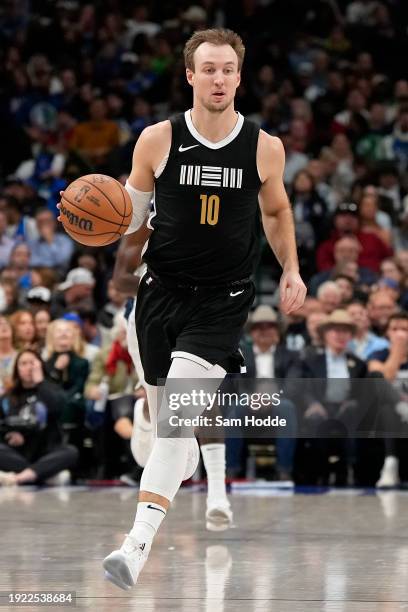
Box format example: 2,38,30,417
154,152,170,179
153,119,173,178
255,129,264,184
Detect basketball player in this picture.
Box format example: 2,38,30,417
101,28,306,590
113,227,235,531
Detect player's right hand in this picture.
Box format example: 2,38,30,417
56,190,64,222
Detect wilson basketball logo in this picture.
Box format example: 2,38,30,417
91,174,111,184
74,185,91,203
60,202,94,231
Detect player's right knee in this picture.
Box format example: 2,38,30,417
140,437,190,501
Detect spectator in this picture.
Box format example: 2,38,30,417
358,193,392,246
303,310,327,353
29,208,74,270
309,235,377,296
377,258,408,309
84,313,138,478
367,290,398,336
334,274,355,305
0,210,15,268
306,159,338,213
346,0,378,25
395,249,408,277
347,301,389,360
332,90,369,141
377,163,404,216
301,309,367,485
26,286,52,315
59,311,99,364
0,279,19,315
317,281,342,314
97,280,127,330
356,102,390,162
368,312,408,487
79,309,111,349
316,202,393,273
240,305,300,480
30,267,57,290
54,267,95,316
290,169,328,278
0,316,17,393
33,308,51,356
8,310,37,350
0,350,78,486
8,243,32,289
383,105,408,173
45,319,89,432
69,98,120,168
328,134,356,197
4,196,38,242
279,125,309,185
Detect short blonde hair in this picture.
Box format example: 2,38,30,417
46,319,82,356
184,28,245,71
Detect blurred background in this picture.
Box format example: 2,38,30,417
1,0,408,489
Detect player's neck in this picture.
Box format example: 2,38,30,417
190,106,238,144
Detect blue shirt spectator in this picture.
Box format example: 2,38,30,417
347,302,389,360
28,208,74,270
348,332,389,361
0,210,15,268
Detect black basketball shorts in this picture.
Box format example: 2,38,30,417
135,271,255,385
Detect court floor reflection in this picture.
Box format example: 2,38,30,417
0,486,408,610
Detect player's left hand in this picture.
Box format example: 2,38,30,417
279,268,307,315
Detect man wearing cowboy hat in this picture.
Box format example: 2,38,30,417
238,305,301,481
300,309,368,485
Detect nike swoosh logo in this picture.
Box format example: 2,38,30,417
178,144,200,152
147,504,166,514
230,289,245,297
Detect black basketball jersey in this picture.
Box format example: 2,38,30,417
143,110,261,285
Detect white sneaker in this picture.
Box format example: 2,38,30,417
183,437,200,481
131,398,154,468
206,500,233,531
45,470,71,486
103,534,150,590
376,456,399,488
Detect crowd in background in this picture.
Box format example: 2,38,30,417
1,0,408,486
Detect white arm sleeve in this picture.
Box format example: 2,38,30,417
124,180,153,234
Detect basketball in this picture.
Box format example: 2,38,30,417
60,174,132,246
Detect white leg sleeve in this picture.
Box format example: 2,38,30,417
139,356,226,501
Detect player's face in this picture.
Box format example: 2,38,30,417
187,43,240,113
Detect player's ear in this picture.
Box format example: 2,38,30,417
236,71,241,88
186,68,194,87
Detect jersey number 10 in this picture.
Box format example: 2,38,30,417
200,194,220,225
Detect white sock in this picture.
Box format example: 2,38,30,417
129,501,167,548
383,456,398,469
201,443,228,504
205,545,232,612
